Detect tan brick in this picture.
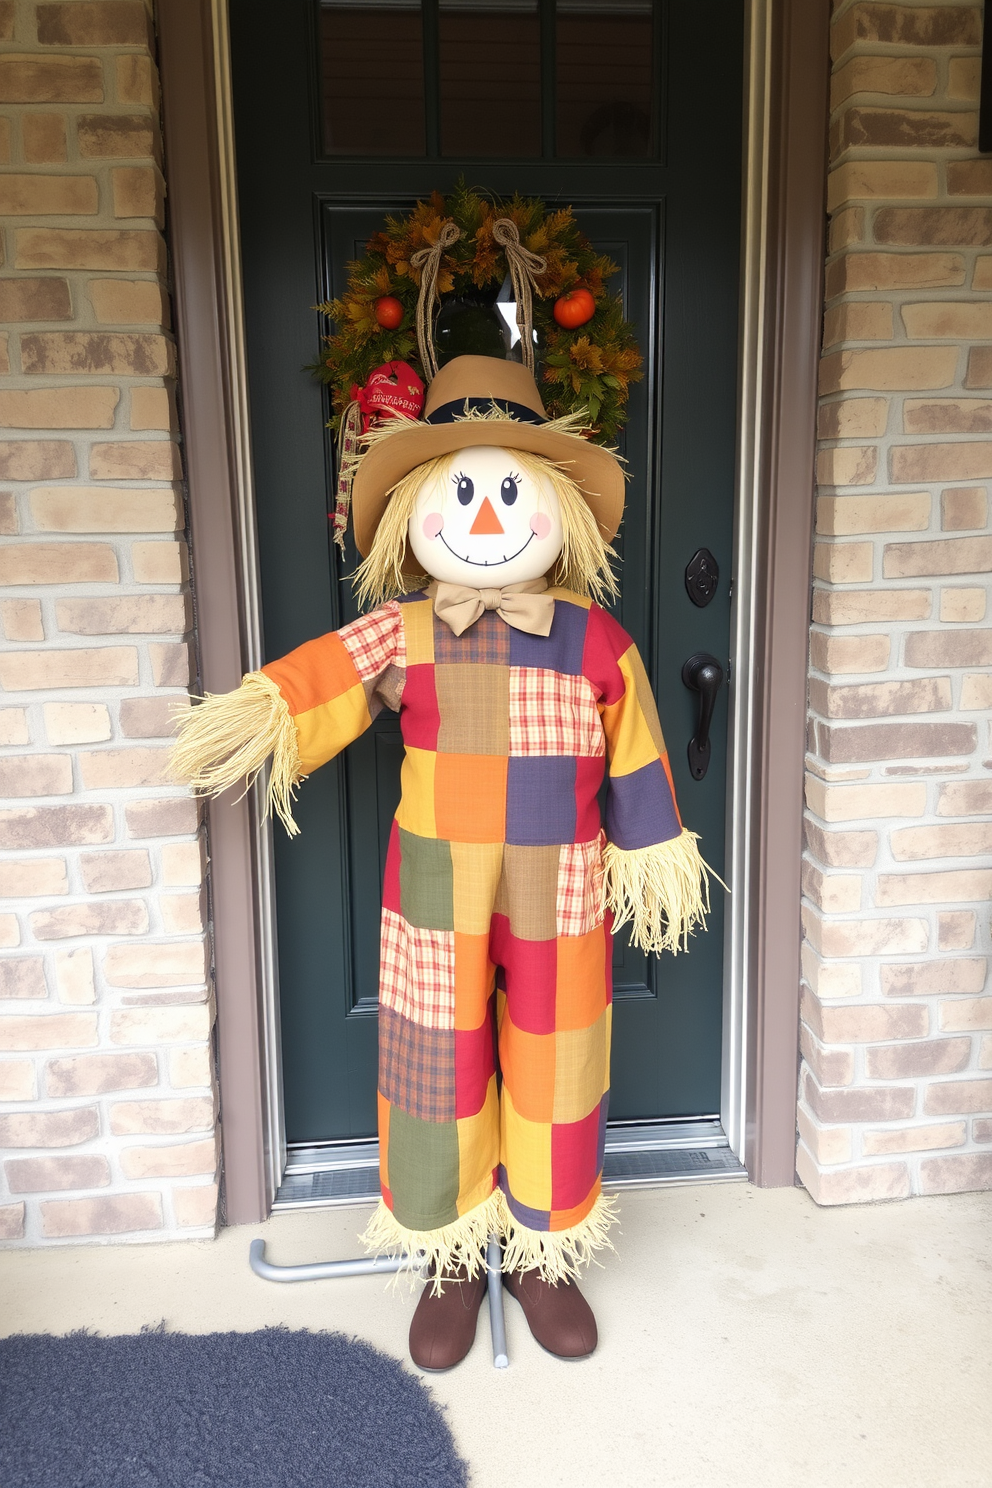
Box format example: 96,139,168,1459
0,1012,96,1051
832,5,981,54
804,820,877,868
0,440,75,480
894,443,992,486
0,542,118,585
981,1037,992,1071
815,445,878,487
812,542,873,583
22,112,67,163
110,1003,212,1046
125,797,199,838
0,708,29,746
56,595,189,636
866,1038,970,1080
892,823,992,861
965,347,992,388
116,54,158,107
14,228,164,272
801,944,863,1000
21,332,173,377
0,804,113,849
130,387,174,432
120,695,186,738
0,493,18,534
39,0,151,42
876,207,992,247
816,493,932,537
975,1118,992,1143
1,598,44,641
883,959,986,998
817,397,888,440
826,160,938,210
160,891,206,934
31,899,148,941
905,629,992,669
173,1182,218,1228
974,257,992,290
0,278,72,322
820,346,958,394
79,849,151,893
0,754,73,798
810,632,889,675
802,862,862,913
149,642,192,686
877,869,992,908
919,1152,992,1195
809,676,951,719
924,1078,992,1117
32,486,180,533
131,540,186,583
0,859,67,897
0,174,97,216
88,277,168,326
159,838,205,889
905,297,991,339
805,777,926,823
803,1069,916,1124
0,335,9,374
812,587,930,625
940,588,986,622
53,947,95,1005
0,647,139,690
89,442,181,481
46,1050,156,1096
168,1044,213,1089
822,302,893,350
948,57,981,101
826,253,965,295
110,1096,213,1136
79,747,169,790
104,939,208,989
0,1204,25,1239
797,1104,853,1164
947,160,992,197
830,54,936,109
938,912,977,951
40,1191,163,1237
78,113,156,160
884,537,992,578
862,1121,966,1157
960,672,992,709
0,957,47,999
904,400,992,436
800,1025,855,1089
43,703,111,746
834,107,975,153
5,1154,109,1193
0,1106,98,1147
0,387,121,432
121,1136,217,1179
829,206,865,253
112,164,165,224
803,990,928,1046
0,1061,36,1100
939,996,992,1032
0,55,103,103
938,780,992,816
802,907,928,957
0,113,10,160
942,486,988,531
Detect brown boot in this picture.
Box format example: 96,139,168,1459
408,1265,488,1372
503,1267,598,1359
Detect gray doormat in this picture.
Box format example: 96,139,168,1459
0,1327,468,1488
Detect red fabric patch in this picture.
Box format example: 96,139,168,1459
490,915,558,1035
581,604,631,704
551,1102,604,1211
399,663,440,750
381,820,402,915
574,754,606,842
454,1019,495,1120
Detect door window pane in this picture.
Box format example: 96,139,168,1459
320,1,426,156
439,0,541,158
557,1,655,158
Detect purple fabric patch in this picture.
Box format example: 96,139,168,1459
506,756,577,845
509,595,588,675
498,1165,550,1232
606,758,680,850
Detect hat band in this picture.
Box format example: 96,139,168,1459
425,397,547,427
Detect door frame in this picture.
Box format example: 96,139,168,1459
158,0,829,1222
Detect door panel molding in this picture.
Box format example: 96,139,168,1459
158,0,828,1218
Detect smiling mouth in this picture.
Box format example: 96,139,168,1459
438,530,536,567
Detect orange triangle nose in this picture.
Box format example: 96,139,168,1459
469,496,505,536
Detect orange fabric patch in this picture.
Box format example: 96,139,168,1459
377,1091,391,1190
499,1011,555,1124
434,753,507,843
263,632,358,717
555,926,609,1031
550,1181,601,1232
453,932,495,1031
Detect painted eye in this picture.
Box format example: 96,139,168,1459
500,475,518,506
456,475,474,506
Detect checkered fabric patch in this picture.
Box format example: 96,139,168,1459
556,834,606,937
379,907,456,1029
509,667,604,757
339,601,405,683
378,1005,455,1122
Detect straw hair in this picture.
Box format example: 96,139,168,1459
354,423,618,610
602,830,720,955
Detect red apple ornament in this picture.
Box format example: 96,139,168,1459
553,287,596,329
375,296,405,330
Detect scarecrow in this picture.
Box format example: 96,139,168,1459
173,212,713,1372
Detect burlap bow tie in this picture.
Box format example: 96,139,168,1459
430,577,555,637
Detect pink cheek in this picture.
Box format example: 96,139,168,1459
529,512,552,540
421,512,444,540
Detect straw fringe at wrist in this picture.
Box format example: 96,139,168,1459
170,672,304,838
603,829,722,955
360,1189,619,1294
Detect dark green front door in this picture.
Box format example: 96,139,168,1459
230,0,743,1144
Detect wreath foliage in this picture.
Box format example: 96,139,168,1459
313,182,643,446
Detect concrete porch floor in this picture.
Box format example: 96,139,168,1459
1,1182,989,1488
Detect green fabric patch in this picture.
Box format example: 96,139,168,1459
399,828,454,930
387,1105,460,1230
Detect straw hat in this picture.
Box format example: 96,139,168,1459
351,355,625,558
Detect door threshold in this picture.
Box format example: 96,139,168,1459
272,1118,747,1210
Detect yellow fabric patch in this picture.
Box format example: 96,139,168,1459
403,598,435,666
499,1082,552,1211
551,1007,611,1125
395,746,436,837
293,681,370,773
450,841,504,934
601,647,662,779
456,1075,500,1214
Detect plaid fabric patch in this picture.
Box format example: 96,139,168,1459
339,601,405,683
379,907,456,1029
509,667,604,757
556,835,605,937
378,1005,455,1122
433,608,510,666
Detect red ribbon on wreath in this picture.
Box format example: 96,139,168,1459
332,361,425,551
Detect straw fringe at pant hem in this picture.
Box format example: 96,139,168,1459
361,1189,619,1293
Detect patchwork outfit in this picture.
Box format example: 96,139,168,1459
261,585,685,1269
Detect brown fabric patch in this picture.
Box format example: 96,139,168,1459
435,662,510,756
433,608,510,665
494,843,560,941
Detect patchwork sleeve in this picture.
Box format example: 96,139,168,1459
171,603,404,837
585,605,714,956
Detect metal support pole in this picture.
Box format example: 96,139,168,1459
486,1235,508,1369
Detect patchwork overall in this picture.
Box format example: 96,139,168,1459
262,587,686,1276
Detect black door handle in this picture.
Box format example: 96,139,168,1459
681,652,724,781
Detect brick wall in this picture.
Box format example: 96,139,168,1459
799,0,992,1203
0,0,218,1244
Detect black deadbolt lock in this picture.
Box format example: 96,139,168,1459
685,548,719,608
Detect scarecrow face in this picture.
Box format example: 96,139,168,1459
407,445,564,587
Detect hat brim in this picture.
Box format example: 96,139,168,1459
351,418,626,561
